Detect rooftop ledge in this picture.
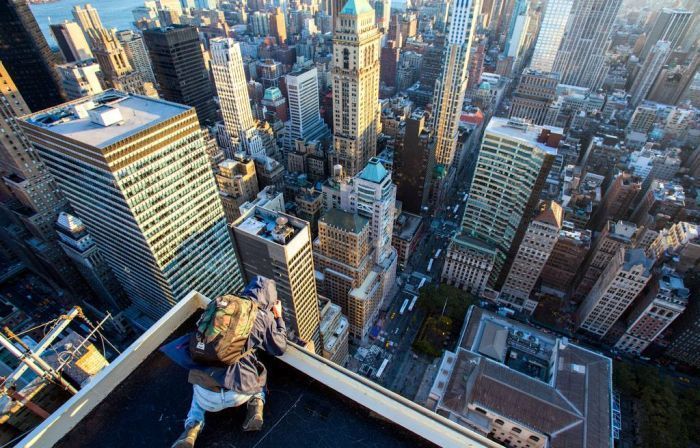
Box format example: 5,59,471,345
17,292,499,448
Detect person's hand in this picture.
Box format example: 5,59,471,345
272,301,283,319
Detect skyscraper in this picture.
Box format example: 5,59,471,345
394,111,435,214
573,220,638,300
629,41,671,107
50,21,94,63
20,91,243,320
285,65,330,147
614,268,688,355
529,0,573,73
0,0,65,111
639,8,693,60
331,0,381,176
442,118,562,291
215,156,259,224
353,159,396,267
374,0,391,31
73,4,154,97
55,212,129,312
56,60,104,100
576,248,653,338
549,0,622,89
144,25,217,125
502,0,529,58
232,207,322,353
269,7,287,44
115,30,157,85
0,62,76,290
71,3,104,32
431,0,479,169
499,201,563,314
318,159,398,338
509,69,559,125
209,37,264,157
314,209,378,338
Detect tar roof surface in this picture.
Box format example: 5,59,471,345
56,316,434,448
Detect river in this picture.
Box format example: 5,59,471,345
30,0,145,46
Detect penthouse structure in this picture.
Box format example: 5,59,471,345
19,91,243,320
630,180,685,228
56,60,104,100
232,207,322,353
427,307,612,448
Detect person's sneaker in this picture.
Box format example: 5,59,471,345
171,422,202,448
242,397,264,432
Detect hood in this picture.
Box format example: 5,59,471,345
242,276,278,309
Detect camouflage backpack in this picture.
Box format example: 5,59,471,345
189,294,258,366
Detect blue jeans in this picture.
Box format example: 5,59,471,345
184,385,265,430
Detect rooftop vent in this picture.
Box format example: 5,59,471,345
271,216,294,244
88,105,123,127
71,101,96,119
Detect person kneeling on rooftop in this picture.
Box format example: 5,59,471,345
172,277,287,448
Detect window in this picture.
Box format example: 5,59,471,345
475,407,487,414
529,435,540,442
494,419,504,426
512,427,522,434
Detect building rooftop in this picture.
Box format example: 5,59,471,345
320,209,369,234
22,90,191,149
17,292,498,448
651,181,685,205
434,307,613,448
395,212,423,241
235,207,305,246
452,233,498,254
622,248,654,276
485,117,562,156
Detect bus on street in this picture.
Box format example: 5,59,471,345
408,295,418,312
399,298,409,314
375,358,389,378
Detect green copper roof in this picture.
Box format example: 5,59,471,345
433,164,446,178
263,87,283,101
340,0,375,16
358,158,388,183
320,208,369,233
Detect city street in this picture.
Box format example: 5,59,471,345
357,172,477,400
